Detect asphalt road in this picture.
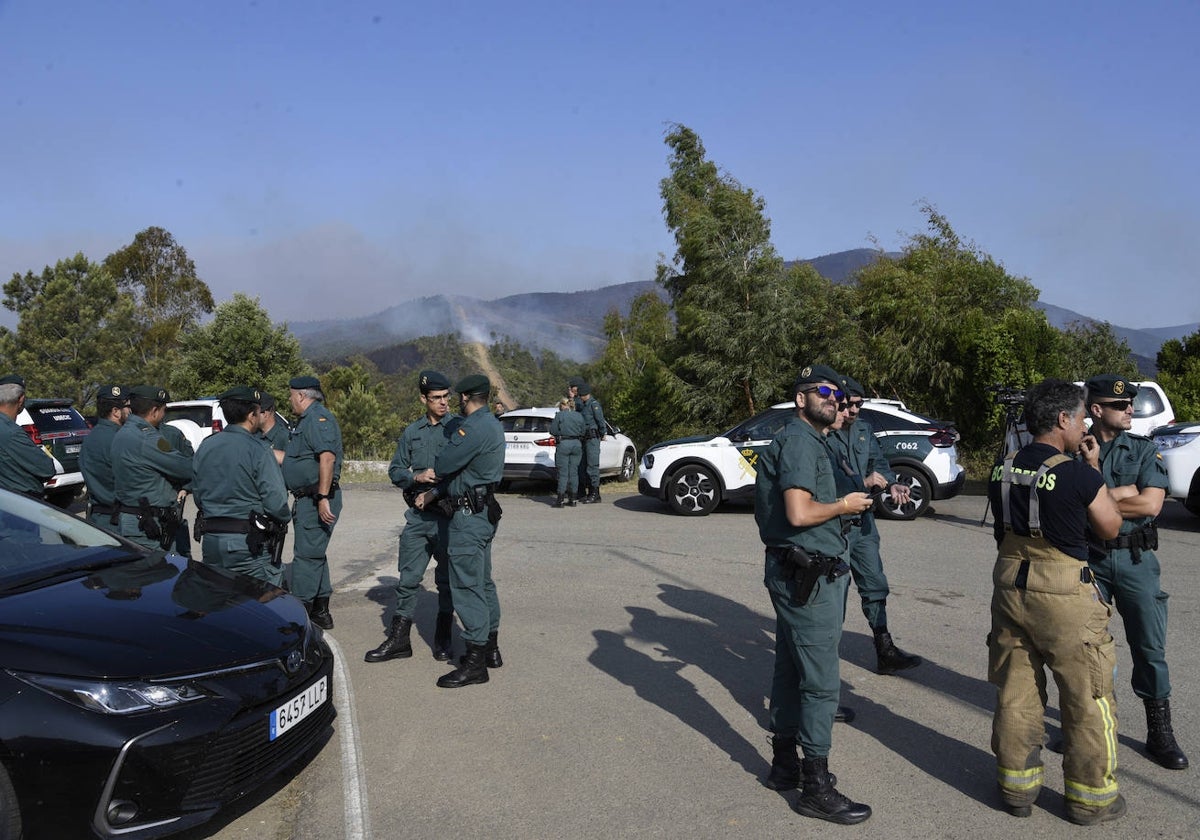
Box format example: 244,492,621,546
180,486,1200,840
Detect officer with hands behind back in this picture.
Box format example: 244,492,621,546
192,386,291,585
758,364,873,825
1083,374,1187,770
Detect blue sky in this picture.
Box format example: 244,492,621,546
2,0,1197,331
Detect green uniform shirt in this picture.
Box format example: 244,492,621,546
0,411,55,496
834,419,896,485
580,396,606,436
193,425,290,521
550,410,586,439
389,415,452,490
1097,430,1169,537
755,415,846,557
258,420,290,453
434,409,505,497
79,417,122,505
282,401,343,492
111,414,194,507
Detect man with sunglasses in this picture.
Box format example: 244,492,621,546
830,376,922,675
366,370,459,664
1083,375,1187,770
758,365,874,824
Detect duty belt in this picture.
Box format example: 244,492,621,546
293,481,339,499
1101,522,1158,563
200,517,251,534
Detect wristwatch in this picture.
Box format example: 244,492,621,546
312,493,328,502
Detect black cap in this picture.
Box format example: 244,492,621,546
455,374,491,396
99,384,130,403
289,375,321,390
0,374,24,387
218,385,263,404
567,376,586,389
259,392,276,412
840,375,865,398
130,385,170,403
419,370,452,393
1085,375,1138,401
794,365,842,391
577,382,592,396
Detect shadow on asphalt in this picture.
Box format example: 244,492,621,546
587,583,1002,808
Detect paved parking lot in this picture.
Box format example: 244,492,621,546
184,487,1200,840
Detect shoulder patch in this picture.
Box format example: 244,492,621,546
156,438,173,452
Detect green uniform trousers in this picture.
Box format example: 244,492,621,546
583,437,601,490
394,508,452,618
765,549,848,758
555,439,582,497
201,533,283,587
843,523,889,629
988,533,1119,817
446,509,500,645
290,494,342,602
1089,547,1171,700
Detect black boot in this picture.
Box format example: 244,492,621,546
484,630,503,668
433,612,454,661
794,757,871,824
566,493,577,507
764,735,799,791
874,628,921,674
834,706,856,723
1145,698,1189,769
308,597,334,630
437,642,490,688
364,616,412,662
552,494,565,508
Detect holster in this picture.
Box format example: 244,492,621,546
772,545,850,606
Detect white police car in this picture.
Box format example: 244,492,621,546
638,399,965,519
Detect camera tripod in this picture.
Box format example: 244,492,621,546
979,398,1031,526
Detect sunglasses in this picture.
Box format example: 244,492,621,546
846,399,864,409
1098,399,1133,411
802,385,846,401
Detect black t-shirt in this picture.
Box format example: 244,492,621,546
988,442,1106,561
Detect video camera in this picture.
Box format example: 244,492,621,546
988,385,1027,407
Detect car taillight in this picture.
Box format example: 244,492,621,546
534,437,557,447
21,423,43,445
928,427,957,447
211,418,224,434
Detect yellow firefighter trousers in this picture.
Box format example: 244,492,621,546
988,532,1119,816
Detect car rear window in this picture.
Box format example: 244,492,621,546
1133,388,1165,419
164,405,214,427
27,405,89,434
501,415,552,434
859,408,920,432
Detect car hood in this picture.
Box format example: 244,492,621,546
1154,421,1200,436
645,434,723,454
1,554,311,679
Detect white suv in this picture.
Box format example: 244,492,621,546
1151,422,1200,518
163,399,226,451
638,399,965,519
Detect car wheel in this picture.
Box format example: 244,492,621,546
0,762,20,840
619,449,636,483
874,464,932,521
665,464,720,516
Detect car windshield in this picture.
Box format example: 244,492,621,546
727,407,791,440
0,490,138,592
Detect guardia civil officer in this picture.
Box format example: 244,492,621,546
576,383,606,504
79,384,131,528
256,392,289,465
192,387,291,584
757,365,873,824
988,379,1125,824
1084,375,1188,769
830,375,922,674
282,375,343,629
419,374,505,688
0,374,56,498
549,396,584,507
111,386,194,551
365,370,458,664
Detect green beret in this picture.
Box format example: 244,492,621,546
455,374,491,396
577,382,593,396
794,364,842,391
130,385,170,403
218,385,263,404
840,375,865,398
419,370,451,393
567,376,586,389
0,374,25,387
259,392,276,412
1085,375,1138,401
289,375,321,390
99,384,130,402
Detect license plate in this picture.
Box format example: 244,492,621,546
65,444,81,454
507,442,531,450
269,675,328,740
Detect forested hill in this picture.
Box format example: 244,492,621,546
289,248,1196,367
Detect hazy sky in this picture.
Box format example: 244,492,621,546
2,1,1197,331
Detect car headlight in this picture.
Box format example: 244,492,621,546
11,672,209,714
1154,434,1198,452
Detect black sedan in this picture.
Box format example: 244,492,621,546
0,489,334,839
